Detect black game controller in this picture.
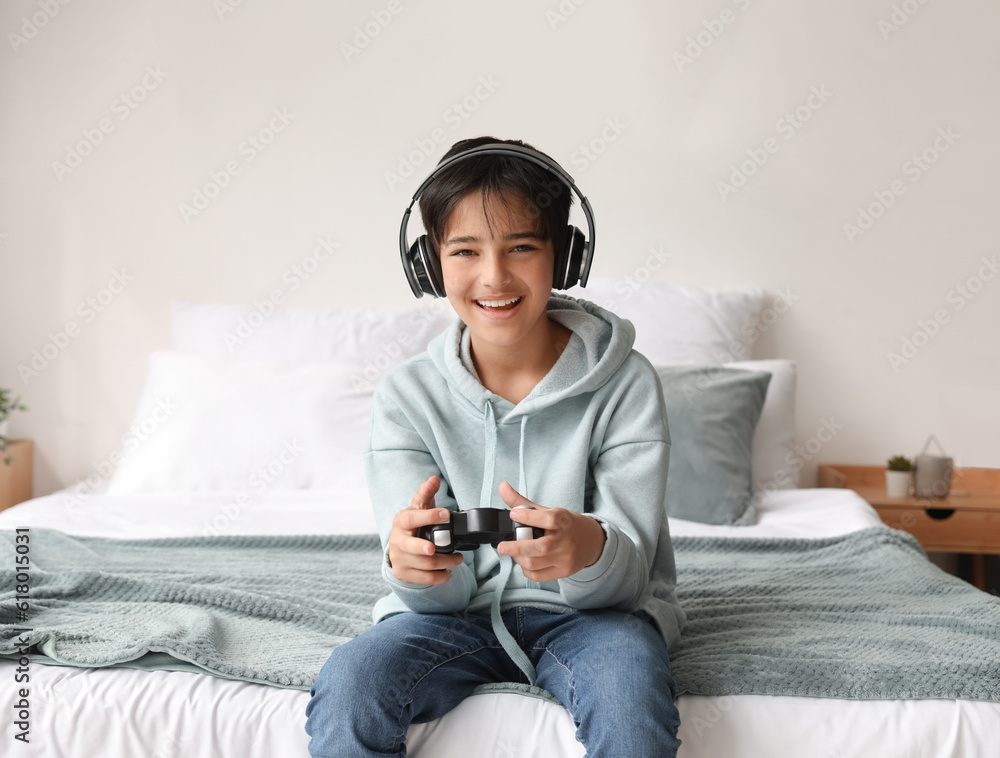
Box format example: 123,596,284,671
419,508,544,553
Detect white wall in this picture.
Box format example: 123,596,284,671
1,0,997,496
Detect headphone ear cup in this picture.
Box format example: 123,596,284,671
411,236,445,298
551,229,569,290
553,227,586,290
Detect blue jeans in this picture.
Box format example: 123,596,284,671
305,607,681,757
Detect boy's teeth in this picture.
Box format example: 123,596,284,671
477,297,521,308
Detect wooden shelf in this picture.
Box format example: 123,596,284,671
0,439,34,512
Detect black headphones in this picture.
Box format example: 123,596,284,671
398,142,596,298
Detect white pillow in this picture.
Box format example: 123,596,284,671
729,359,798,490
567,277,767,365
107,351,374,495
172,300,457,385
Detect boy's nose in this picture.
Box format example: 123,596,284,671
481,251,512,286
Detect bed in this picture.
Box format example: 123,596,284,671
2,278,999,757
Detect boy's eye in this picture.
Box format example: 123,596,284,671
512,245,536,253
450,249,476,257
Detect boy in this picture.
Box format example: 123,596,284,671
305,137,685,757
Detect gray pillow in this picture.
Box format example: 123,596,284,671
654,365,772,525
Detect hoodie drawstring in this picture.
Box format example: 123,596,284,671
483,402,537,685
479,402,498,511
518,416,527,494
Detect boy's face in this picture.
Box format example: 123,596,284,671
438,190,555,354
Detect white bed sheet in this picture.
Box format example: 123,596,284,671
2,486,997,758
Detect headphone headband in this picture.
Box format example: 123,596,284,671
399,142,596,298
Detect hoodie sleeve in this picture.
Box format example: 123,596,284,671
558,357,670,612
364,382,476,614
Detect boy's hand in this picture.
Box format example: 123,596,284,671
388,476,464,585
496,481,606,582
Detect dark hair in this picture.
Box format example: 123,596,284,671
418,136,573,257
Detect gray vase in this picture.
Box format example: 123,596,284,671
913,435,953,499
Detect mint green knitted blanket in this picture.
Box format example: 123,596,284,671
2,526,999,701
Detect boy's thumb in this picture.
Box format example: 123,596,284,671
498,481,525,508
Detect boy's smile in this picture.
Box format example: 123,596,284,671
438,190,570,392
472,295,523,319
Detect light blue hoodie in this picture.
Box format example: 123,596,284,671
364,293,686,679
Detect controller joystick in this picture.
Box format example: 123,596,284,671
419,507,544,553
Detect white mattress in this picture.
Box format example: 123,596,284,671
2,486,997,758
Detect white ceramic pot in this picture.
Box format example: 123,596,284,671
0,419,8,438
885,469,911,498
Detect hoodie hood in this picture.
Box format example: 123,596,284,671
428,292,637,421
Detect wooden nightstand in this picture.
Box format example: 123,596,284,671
818,463,1000,590
0,439,33,512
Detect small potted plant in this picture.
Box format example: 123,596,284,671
886,455,912,498
0,387,29,465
